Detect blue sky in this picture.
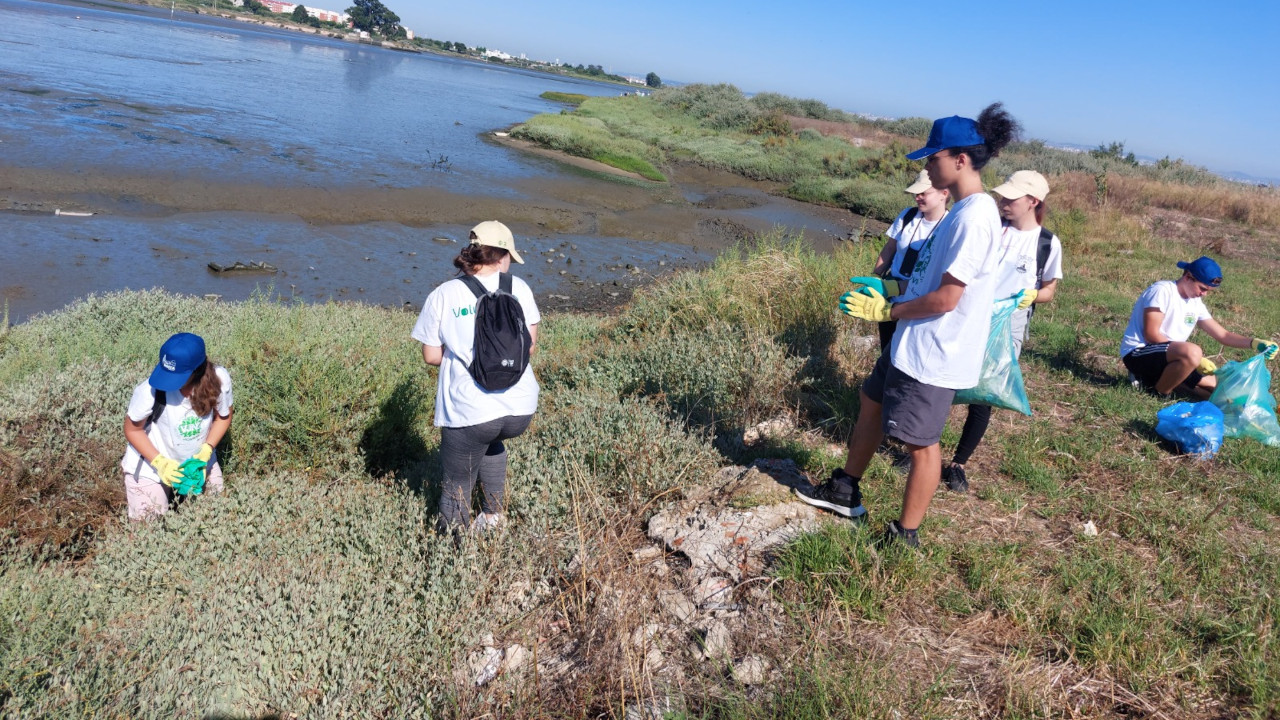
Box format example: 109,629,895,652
386,1,1280,181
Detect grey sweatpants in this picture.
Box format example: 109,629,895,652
438,414,533,531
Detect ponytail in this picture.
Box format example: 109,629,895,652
956,102,1022,170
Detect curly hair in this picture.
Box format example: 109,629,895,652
184,360,223,417
954,102,1022,170
453,244,509,275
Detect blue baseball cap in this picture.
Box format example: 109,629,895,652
149,333,206,391
906,116,986,160
1176,256,1223,287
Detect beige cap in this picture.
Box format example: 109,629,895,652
468,220,524,264
904,170,933,194
991,170,1050,201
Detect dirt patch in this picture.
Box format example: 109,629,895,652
1144,206,1280,272
786,115,899,148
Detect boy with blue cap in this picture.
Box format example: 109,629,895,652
1121,256,1278,399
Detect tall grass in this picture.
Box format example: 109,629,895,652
2,210,1280,717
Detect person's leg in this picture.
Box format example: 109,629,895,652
204,461,224,494
477,415,533,516
843,390,883,479
951,405,990,466
877,362,955,543
124,471,168,521
1155,341,1204,395
900,441,942,529
439,419,505,532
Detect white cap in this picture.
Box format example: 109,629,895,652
468,220,524,264
991,170,1050,201
904,170,933,194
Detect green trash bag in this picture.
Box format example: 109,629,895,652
1208,354,1280,447
173,458,207,496
954,296,1032,415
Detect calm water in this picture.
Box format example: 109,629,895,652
0,0,849,323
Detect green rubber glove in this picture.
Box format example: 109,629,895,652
151,455,183,487
174,459,207,496
1015,288,1038,310
1253,337,1279,360
839,287,893,323
193,443,214,463
1196,357,1218,376
848,276,902,298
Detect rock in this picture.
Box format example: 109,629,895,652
462,645,503,686
732,655,769,685
692,576,733,606
695,620,732,660
1081,520,1099,537
742,417,796,445
633,545,663,561
659,589,697,624
502,644,528,673
848,335,879,354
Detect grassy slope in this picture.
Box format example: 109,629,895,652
1,211,1279,716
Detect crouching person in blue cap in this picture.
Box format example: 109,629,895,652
121,333,234,520
1121,256,1278,399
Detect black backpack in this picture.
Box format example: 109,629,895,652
1029,227,1054,317
459,273,532,392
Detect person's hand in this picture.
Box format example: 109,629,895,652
1253,337,1279,360
151,455,183,487
839,288,893,323
175,459,207,496
1015,288,1039,310
193,443,214,463
1196,357,1218,376
849,275,902,298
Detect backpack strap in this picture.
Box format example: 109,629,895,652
901,206,919,227
498,272,512,294
149,389,166,426
459,274,488,299
1035,227,1053,287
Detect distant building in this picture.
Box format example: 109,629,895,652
483,49,513,61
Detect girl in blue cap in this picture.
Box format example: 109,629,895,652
121,333,234,520
1120,256,1277,398
800,103,1019,548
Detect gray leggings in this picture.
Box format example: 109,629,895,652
438,414,533,530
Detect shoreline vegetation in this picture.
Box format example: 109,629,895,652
6,7,1280,719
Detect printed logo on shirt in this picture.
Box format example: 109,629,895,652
1184,313,1196,326
451,303,478,318
912,239,935,277
178,414,202,440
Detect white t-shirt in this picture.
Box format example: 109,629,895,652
411,272,541,428
884,207,942,284
1120,280,1211,358
890,192,1002,389
991,224,1064,300
121,365,233,482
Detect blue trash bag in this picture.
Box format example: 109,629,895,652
954,297,1031,415
1155,401,1224,459
1208,354,1280,447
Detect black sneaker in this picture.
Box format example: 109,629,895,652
881,520,920,548
795,469,867,519
942,464,968,493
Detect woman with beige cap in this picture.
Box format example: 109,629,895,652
411,220,540,538
860,170,951,349
942,170,1064,493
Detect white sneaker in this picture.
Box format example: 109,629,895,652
470,512,506,535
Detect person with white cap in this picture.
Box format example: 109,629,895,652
851,170,950,350
121,332,233,520
411,220,541,538
1120,255,1277,399
942,170,1064,493
797,103,1019,548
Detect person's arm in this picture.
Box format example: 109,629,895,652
422,344,444,367
1197,318,1254,349
528,323,539,356
205,408,233,450
872,238,897,276
1034,278,1058,304
1142,308,1171,344
124,415,162,462
889,273,966,321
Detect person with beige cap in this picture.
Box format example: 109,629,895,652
854,170,951,350
942,170,1064,493
411,220,540,539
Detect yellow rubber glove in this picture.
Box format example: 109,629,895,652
1252,337,1279,360
1196,357,1218,376
193,443,214,463
838,287,893,323
1015,288,1038,310
151,455,183,487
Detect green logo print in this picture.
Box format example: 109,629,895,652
178,414,202,440
451,303,478,318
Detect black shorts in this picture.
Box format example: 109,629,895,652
862,353,956,446
1122,343,1203,391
